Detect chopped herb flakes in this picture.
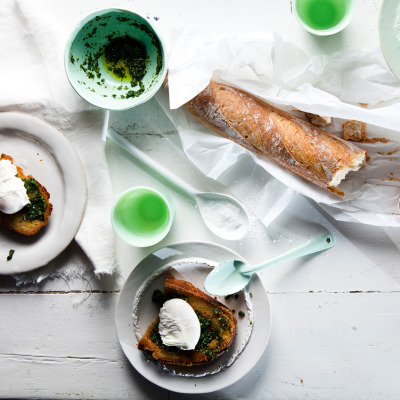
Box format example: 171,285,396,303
151,289,164,304
225,292,240,300
195,310,226,358
22,178,46,221
7,249,15,261
103,36,148,86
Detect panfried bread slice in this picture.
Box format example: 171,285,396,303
0,154,52,236
138,275,237,366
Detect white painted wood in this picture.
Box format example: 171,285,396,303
1,292,400,399
2,0,400,399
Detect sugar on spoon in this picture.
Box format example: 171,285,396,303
107,129,249,241
204,233,335,296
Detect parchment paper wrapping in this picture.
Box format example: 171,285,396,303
157,28,400,226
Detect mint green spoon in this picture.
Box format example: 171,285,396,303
204,233,335,296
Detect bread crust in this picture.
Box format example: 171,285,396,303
0,154,52,235
179,80,367,197
137,275,237,366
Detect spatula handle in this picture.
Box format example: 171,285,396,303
239,233,336,275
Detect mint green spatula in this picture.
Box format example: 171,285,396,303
204,233,335,296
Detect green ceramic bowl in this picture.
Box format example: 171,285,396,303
64,9,167,110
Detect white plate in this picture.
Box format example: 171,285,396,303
115,242,271,394
379,0,400,80
0,112,87,274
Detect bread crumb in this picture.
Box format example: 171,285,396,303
343,121,390,143
305,113,332,127
343,120,367,142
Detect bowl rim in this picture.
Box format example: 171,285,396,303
64,8,168,110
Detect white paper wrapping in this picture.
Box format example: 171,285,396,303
158,27,400,227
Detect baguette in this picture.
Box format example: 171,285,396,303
172,80,367,197
138,275,237,366
0,154,52,235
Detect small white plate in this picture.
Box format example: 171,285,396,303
0,112,87,274
115,242,271,394
379,0,400,80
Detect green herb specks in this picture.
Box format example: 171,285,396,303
22,178,47,221
7,249,15,261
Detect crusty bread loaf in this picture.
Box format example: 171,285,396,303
171,80,367,197
0,154,52,235
137,275,237,366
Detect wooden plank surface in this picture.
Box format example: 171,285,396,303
1,291,400,399
2,0,400,399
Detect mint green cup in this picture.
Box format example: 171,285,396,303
293,0,355,36
111,186,175,247
64,9,167,110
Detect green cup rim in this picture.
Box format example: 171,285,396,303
111,185,175,247
293,0,356,36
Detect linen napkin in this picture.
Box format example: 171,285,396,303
0,0,117,280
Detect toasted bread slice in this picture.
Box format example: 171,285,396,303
0,154,52,236
138,275,237,366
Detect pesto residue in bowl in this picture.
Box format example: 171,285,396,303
102,36,148,97
69,15,164,101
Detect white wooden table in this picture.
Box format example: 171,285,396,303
2,0,400,399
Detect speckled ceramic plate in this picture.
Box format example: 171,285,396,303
379,0,400,80
0,112,87,275
115,241,271,394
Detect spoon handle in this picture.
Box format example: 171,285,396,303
239,233,336,275
108,129,198,201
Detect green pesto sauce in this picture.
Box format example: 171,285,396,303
103,36,148,83
149,297,231,359
22,178,47,221
7,249,15,261
195,310,226,358
151,289,164,305
73,18,163,99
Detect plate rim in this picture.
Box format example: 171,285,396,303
0,111,87,274
115,240,271,394
379,0,400,80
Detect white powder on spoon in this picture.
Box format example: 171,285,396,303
197,197,247,239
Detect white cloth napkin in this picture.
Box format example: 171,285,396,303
0,1,117,279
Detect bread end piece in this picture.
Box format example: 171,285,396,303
343,120,367,142
0,154,52,236
328,151,367,195
305,113,332,127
